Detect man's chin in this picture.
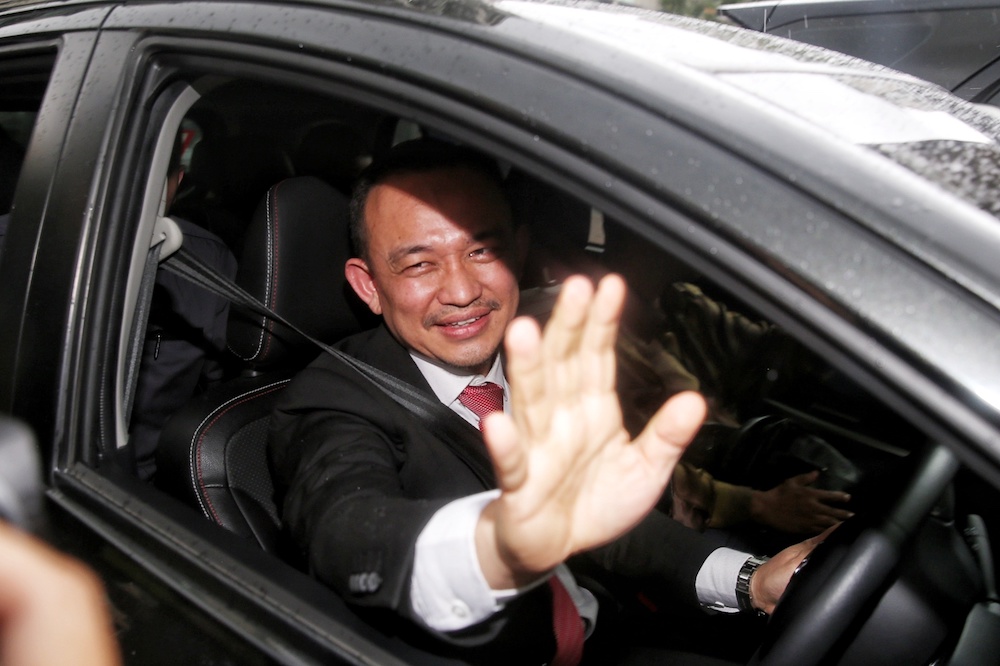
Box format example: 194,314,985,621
428,345,498,375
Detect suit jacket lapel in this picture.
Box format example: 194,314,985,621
357,326,497,488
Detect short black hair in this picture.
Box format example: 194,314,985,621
348,138,505,261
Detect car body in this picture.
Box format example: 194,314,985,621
1,0,1000,664
718,0,1000,105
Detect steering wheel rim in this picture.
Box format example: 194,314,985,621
749,444,959,666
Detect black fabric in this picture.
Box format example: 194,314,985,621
0,212,8,261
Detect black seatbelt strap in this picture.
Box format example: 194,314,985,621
161,246,496,485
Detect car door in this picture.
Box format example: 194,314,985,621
6,1,1000,664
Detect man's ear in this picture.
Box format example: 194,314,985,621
344,258,383,315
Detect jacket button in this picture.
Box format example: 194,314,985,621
349,572,382,593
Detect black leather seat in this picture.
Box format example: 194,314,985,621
156,176,376,553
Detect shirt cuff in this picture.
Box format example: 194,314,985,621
411,490,506,631
695,547,749,613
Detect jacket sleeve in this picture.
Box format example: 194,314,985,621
267,358,559,663
269,361,442,615
583,508,719,612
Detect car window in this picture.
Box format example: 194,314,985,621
119,68,925,461
119,66,926,571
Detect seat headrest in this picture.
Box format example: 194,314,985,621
227,176,376,370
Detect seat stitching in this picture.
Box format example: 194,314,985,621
262,179,284,361
188,379,291,524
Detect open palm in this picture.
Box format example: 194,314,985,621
476,275,707,586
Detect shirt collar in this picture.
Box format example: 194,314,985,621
410,352,508,411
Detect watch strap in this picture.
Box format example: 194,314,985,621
736,555,770,616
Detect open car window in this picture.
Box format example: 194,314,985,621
102,54,967,660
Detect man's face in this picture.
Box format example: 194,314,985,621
345,166,524,375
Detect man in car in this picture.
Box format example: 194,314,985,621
268,139,824,664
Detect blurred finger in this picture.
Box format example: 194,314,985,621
482,412,528,492
807,486,852,505
579,274,626,395
505,316,546,440
820,506,855,521
635,391,706,476
541,276,593,404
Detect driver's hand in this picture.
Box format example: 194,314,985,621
750,525,836,615
750,471,853,535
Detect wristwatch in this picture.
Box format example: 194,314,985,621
736,555,770,616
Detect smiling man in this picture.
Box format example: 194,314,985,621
343,158,521,377
268,139,821,665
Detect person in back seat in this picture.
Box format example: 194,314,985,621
128,134,237,482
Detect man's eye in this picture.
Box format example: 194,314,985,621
470,246,497,259
404,261,433,274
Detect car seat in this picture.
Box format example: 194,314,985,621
156,176,376,553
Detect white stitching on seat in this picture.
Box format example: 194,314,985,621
187,378,291,522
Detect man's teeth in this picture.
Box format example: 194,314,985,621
449,316,481,326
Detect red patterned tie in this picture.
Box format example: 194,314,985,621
548,576,585,666
459,381,584,665
457,382,504,431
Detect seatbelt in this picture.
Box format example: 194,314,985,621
160,243,496,486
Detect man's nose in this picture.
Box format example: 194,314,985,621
438,261,483,306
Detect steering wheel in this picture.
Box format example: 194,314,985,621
748,444,959,666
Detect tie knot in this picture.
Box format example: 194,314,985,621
458,382,504,428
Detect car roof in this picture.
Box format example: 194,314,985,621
6,0,1000,296
5,0,1000,398
427,1,1000,302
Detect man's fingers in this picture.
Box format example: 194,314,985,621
791,470,821,486
482,412,528,492
504,316,546,439
542,276,593,356
818,505,855,521
541,277,593,403
803,483,852,506
579,274,626,394
635,391,707,473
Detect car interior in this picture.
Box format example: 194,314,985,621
4,53,1000,662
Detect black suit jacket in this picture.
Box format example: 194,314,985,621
268,324,718,663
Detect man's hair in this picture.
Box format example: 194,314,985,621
348,138,505,261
